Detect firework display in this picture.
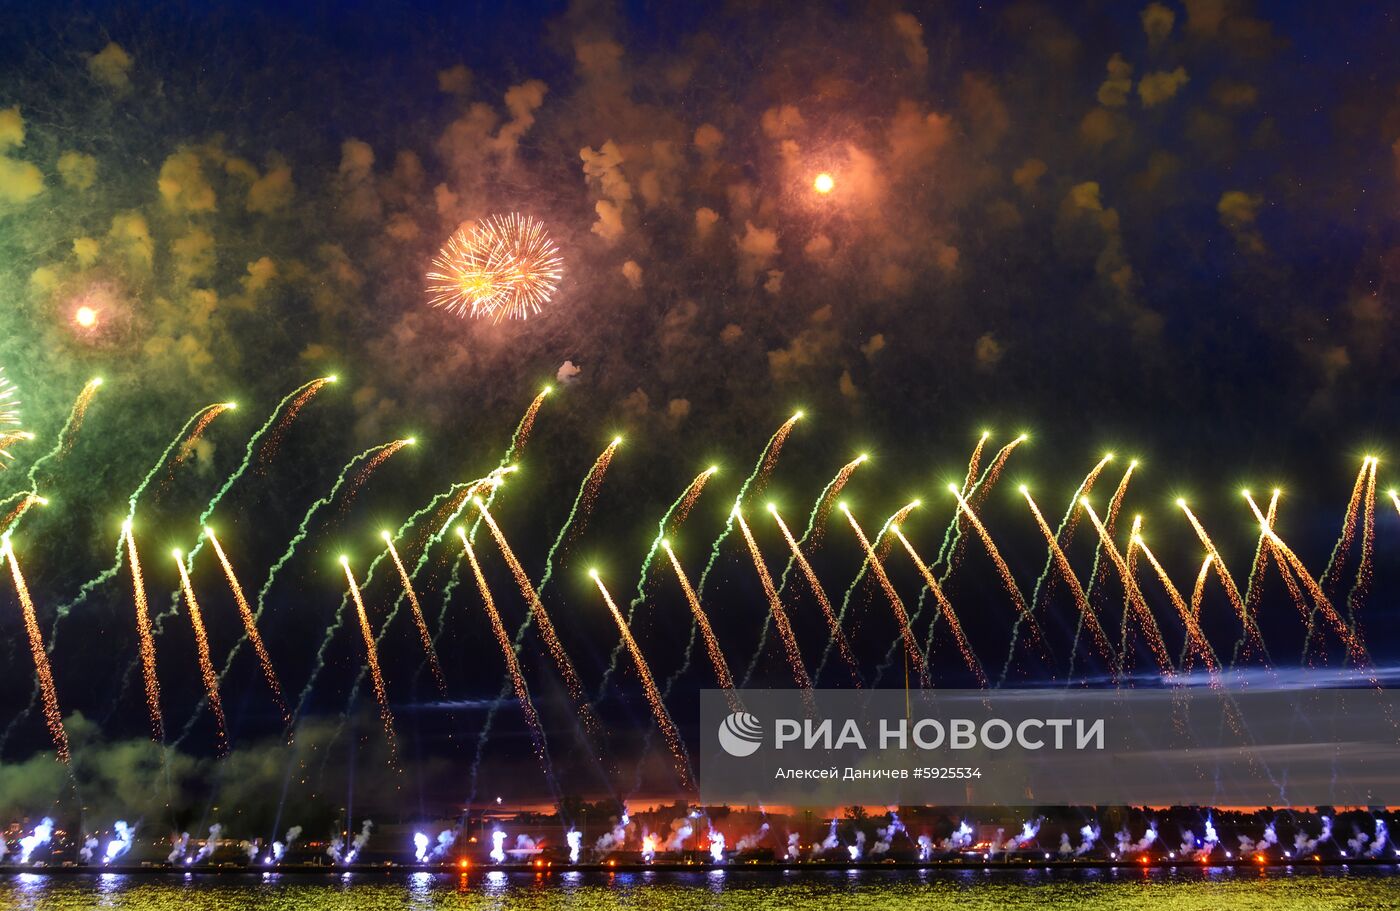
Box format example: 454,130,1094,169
426,214,563,322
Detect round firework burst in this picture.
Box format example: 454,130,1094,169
426,214,563,322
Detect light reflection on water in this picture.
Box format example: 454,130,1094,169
0,867,1396,909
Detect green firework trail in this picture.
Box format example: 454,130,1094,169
471,443,623,773
740,457,864,688
336,390,547,735
153,378,331,638
658,416,798,701
1027,456,1112,617
5,378,102,514
1068,463,1135,680
595,467,715,702
0,402,225,753
170,438,407,748
815,505,906,686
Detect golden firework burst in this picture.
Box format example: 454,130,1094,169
426,213,563,322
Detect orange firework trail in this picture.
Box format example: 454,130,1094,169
175,402,236,464
752,411,802,495
1085,460,1138,600
122,524,162,741
0,493,45,534
59,377,102,455
1132,531,1220,676
839,504,929,688
257,375,335,467
736,512,815,698
590,570,692,790
340,557,397,759
473,498,598,732
567,437,621,542
383,532,445,695
1030,454,1113,611
458,530,551,771
204,529,286,722
1244,493,1370,671
1343,458,1378,628
937,434,1026,580
1020,488,1114,672
661,541,740,709
948,485,1046,660
890,525,985,687
173,551,228,754
1182,554,1214,670
341,438,414,509
1,539,69,762
963,431,991,494
1321,458,1370,596
1390,488,1400,518
509,387,551,458
769,505,861,686
1176,500,1267,661
669,465,718,530
1080,501,1175,677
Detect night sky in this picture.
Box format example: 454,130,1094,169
1,0,1399,829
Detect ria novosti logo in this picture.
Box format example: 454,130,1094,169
717,712,764,757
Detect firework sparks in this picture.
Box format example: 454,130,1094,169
175,402,237,464
0,366,22,437
1131,529,1220,676
0,493,46,535
1,538,69,762
535,437,622,599
736,511,815,698
889,525,984,686
947,484,1047,679
173,550,229,754
753,411,802,495
1029,454,1113,611
340,556,397,760
383,532,445,696
1243,493,1371,671
1020,487,1114,673
824,501,917,686
458,529,553,777
937,434,1026,583
257,375,336,467
590,569,692,789
1343,458,1378,629
426,214,563,322
661,540,740,709
1080,501,1174,677
839,503,929,687
204,529,286,722
1176,499,1268,662
769,504,861,686
474,498,598,731
598,465,718,702
123,523,162,741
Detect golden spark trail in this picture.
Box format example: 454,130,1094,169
1177,500,1267,661
1235,490,1280,667
839,504,929,687
1244,493,1370,670
1321,458,1370,596
510,387,550,457
1343,458,1378,630
383,533,445,695
0,493,44,534
1132,532,1220,676
340,557,396,760
17,377,101,499
671,466,718,528
1081,501,1175,677
736,513,815,698
948,485,1047,678
1,538,69,762
474,499,598,731
753,412,801,494
746,454,867,688
205,529,286,722
1390,488,1400,519
598,466,718,702
590,570,692,790
257,375,335,467
342,438,413,508
1085,461,1138,600
175,403,235,464
769,505,861,686
937,434,1026,584
123,524,162,741
963,431,991,495
458,530,552,774
1183,554,1213,670
661,541,740,709
662,413,803,702
890,526,984,687
1020,488,1114,671
1029,455,1113,611
174,551,228,754
829,500,919,686
537,439,621,598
